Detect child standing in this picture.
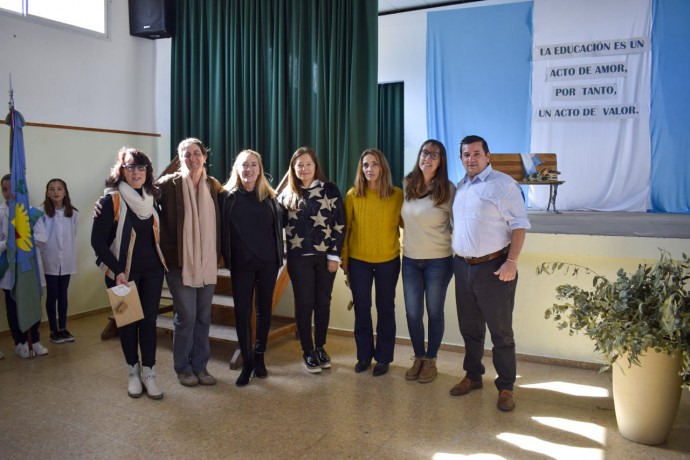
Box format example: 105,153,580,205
35,178,78,344
1,174,49,357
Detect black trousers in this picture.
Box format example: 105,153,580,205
287,254,336,353
231,259,279,360
106,269,164,367
45,274,71,332
3,289,40,345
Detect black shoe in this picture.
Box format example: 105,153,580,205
303,351,322,374
50,331,66,344
315,347,331,369
253,351,267,378
354,359,371,373
236,362,254,387
373,362,389,377
61,330,75,342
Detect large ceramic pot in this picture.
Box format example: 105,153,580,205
612,349,682,445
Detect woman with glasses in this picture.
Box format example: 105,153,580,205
342,148,403,377
401,140,455,383
156,138,223,388
91,148,166,399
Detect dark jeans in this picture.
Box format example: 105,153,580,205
231,260,279,360
348,256,400,364
3,289,40,345
45,274,71,332
106,269,164,367
402,256,453,358
453,254,517,391
287,254,336,353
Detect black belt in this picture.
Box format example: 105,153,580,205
456,247,509,265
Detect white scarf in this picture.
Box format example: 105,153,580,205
118,182,154,219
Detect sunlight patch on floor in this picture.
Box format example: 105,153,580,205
433,454,506,459
533,416,606,444
497,433,604,460
520,381,609,397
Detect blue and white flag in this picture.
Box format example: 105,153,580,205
520,153,543,177
6,106,43,332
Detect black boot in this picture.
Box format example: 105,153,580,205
253,351,267,378
236,359,254,387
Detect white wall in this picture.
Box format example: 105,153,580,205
0,3,171,332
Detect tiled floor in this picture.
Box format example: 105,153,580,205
0,312,688,459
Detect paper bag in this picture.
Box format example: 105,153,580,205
107,282,144,328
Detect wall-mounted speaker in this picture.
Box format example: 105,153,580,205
129,0,174,40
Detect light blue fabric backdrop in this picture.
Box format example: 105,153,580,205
426,2,533,183
650,0,690,213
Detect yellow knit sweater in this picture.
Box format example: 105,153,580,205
342,187,403,265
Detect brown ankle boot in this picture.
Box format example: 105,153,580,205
418,358,437,383
405,357,424,380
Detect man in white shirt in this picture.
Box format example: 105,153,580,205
450,135,530,412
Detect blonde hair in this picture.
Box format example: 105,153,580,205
353,148,393,199
223,149,275,202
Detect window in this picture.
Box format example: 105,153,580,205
0,0,106,34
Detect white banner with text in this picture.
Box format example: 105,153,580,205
529,0,652,211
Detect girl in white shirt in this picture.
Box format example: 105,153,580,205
35,178,78,344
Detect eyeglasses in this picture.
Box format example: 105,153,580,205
123,164,147,172
421,149,440,160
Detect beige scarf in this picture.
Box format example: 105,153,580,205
181,170,217,287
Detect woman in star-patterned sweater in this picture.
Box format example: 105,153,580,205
278,147,345,374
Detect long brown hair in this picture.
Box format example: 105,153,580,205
104,147,160,198
281,146,328,210
223,150,276,202
353,148,393,199
43,178,77,217
403,139,451,206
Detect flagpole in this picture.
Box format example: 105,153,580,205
8,74,14,170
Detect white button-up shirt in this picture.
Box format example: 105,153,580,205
35,207,78,276
452,165,530,258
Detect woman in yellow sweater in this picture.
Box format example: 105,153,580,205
341,148,403,376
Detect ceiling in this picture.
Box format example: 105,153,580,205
378,0,482,15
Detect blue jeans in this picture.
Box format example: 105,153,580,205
402,256,453,359
166,267,215,374
348,257,400,364
453,255,517,391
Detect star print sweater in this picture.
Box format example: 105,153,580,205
279,181,346,261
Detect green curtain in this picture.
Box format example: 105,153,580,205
377,82,404,188
171,0,378,194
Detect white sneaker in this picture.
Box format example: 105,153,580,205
127,363,143,398
31,342,49,356
15,343,30,359
141,365,163,400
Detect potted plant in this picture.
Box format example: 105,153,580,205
537,250,689,445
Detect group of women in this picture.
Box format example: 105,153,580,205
91,137,454,399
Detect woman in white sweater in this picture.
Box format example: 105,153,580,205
400,140,455,383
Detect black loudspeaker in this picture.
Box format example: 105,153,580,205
129,0,174,39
